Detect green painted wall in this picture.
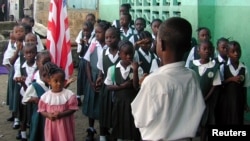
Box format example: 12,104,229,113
99,0,120,23
98,0,250,121
198,0,250,121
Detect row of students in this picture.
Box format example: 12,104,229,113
3,21,78,141
76,12,250,141
185,37,250,141
75,13,161,140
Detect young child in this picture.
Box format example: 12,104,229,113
104,40,143,141
134,31,159,78
112,3,133,29
32,50,51,82
75,21,94,106
119,13,136,41
213,37,229,123
185,27,212,67
214,37,229,65
3,30,16,122
75,13,96,49
21,15,44,52
131,17,205,141
38,67,78,141
83,20,111,140
14,43,38,141
2,31,16,70
21,62,56,141
129,17,146,45
85,13,96,26
96,26,121,141
150,19,162,53
217,41,250,125
4,24,26,127
188,40,221,141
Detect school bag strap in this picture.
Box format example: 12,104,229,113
32,82,46,98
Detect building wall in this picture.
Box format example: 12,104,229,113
197,0,250,120
34,0,98,43
32,0,250,120
99,0,120,23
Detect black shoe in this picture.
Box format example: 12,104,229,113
21,139,27,141
85,128,96,141
13,123,20,129
77,97,82,106
7,116,14,122
16,130,21,140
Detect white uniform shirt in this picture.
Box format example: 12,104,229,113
84,38,108,62
35,34,45,52
14,61,37,96
22,78,49,104
75,30,95,53
2,40,16,65
131,61,205,141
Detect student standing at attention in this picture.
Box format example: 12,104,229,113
104,40,143,141
38,67,78,141
131,17,205,141
188,40,221,141
217,41,250,125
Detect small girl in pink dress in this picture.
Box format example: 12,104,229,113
38,67,78,141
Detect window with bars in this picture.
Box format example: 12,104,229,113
121,0,181,25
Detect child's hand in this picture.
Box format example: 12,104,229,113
96,76,103,87
64,77,76,88
15,76,26,83
135,38,151,46
67,77,76,84
121,80,133,88
16,41,23,51
80,37,89,45
47,113,56,121
131,61,141,71
230,75,244,84
30,97,39,104
53,111,61,119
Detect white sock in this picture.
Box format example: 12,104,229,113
14,118,19,122
77,95,81,98
99,136,106,141
117,139,123,141
21,131,27,139
14,118,19,125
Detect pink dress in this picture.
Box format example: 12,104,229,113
38,89,78,141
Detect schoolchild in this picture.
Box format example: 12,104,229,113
83,20,111,141
104,40,143,141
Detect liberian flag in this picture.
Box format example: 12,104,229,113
46,0,73,79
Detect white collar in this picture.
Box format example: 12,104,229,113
193,60,215,68
116,61,132,69
21,61,37,68
227,59,245,68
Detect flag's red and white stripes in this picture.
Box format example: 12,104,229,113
46,0,73,79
